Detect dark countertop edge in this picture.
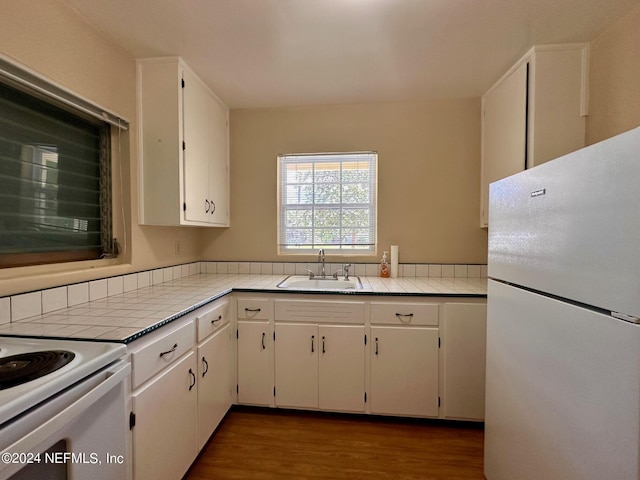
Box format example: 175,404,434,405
2,287,486,345
231,288,487,298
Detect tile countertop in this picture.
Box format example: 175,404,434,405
0,274,487,344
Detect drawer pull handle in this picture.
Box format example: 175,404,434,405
159,343,178,358
245,307,262,312
261,332,266,350
322,336,325,354
188,368,196,391
375,337,379,355
311,335,315,353
211,315,222,325
202,356,209,377
395,313,414,323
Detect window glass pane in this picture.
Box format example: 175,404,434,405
279,152,376,254
342,183,370,204
285,184,314,205
314,184,340,204
0,81,110,267
287,228,312,246
285,209,312,227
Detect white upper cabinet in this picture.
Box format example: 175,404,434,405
137,57,229,227
480,44,589,227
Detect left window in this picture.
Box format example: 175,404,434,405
0,62,123,268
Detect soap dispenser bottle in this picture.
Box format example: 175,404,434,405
380,251,390,278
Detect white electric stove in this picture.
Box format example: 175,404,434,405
0,336,130,480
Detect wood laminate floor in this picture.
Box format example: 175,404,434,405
184,407,484,480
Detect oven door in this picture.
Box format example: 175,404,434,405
0,360,130,480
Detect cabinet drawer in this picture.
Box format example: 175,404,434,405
370,302,439,326
275,299,365,324
197,299,230,342
131,321,195,389
237,298,273,320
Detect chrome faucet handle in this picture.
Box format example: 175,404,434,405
305,269,315,279
343,263,352,280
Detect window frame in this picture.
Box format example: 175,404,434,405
0,56,127,269
277,152,377,255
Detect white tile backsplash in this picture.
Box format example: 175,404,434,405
107,276,124,296
454,265,468,278
123,274,138,292
89,279,108,301
0,260,486,323
152,269,164,285
42,286,68,314
0,297,10,324
163,267,173,282
172,265,182,280
441,265,455,277
68,283,89,307
12,291,42,321
467,265,481,278
137,271,151,288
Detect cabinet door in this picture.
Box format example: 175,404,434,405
441,304,487,420
182,67,212,223
319,325,365,412
197,324,232,450
237,321,274,405
480,61,528,227
370,326,439,417
208,93,229,226
132,351,198,480
274,323,318,409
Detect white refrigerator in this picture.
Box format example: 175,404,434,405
484,127,640,480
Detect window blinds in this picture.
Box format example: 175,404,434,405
278,152,377,254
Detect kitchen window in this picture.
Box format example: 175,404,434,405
278,152,377,254
0,57,127,268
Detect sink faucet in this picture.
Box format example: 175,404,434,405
343,263,352,280
318,248,326,278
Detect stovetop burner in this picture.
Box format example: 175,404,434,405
0,350,76,390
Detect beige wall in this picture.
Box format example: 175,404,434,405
0,0,200,296
202,99,487,264
586,3,640,144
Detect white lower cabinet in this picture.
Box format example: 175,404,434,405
129,298,234,480
132,350,198,480
369,301,440,417
318,325,365,412
237,294,275,406
274,323,365,412
237,320,274,405
197,323,232,450
370,326,439,417
441,303,487,421
126,292,487,479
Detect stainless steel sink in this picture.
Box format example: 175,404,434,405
277,275,362,291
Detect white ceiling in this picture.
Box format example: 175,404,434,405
63,0,638,109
